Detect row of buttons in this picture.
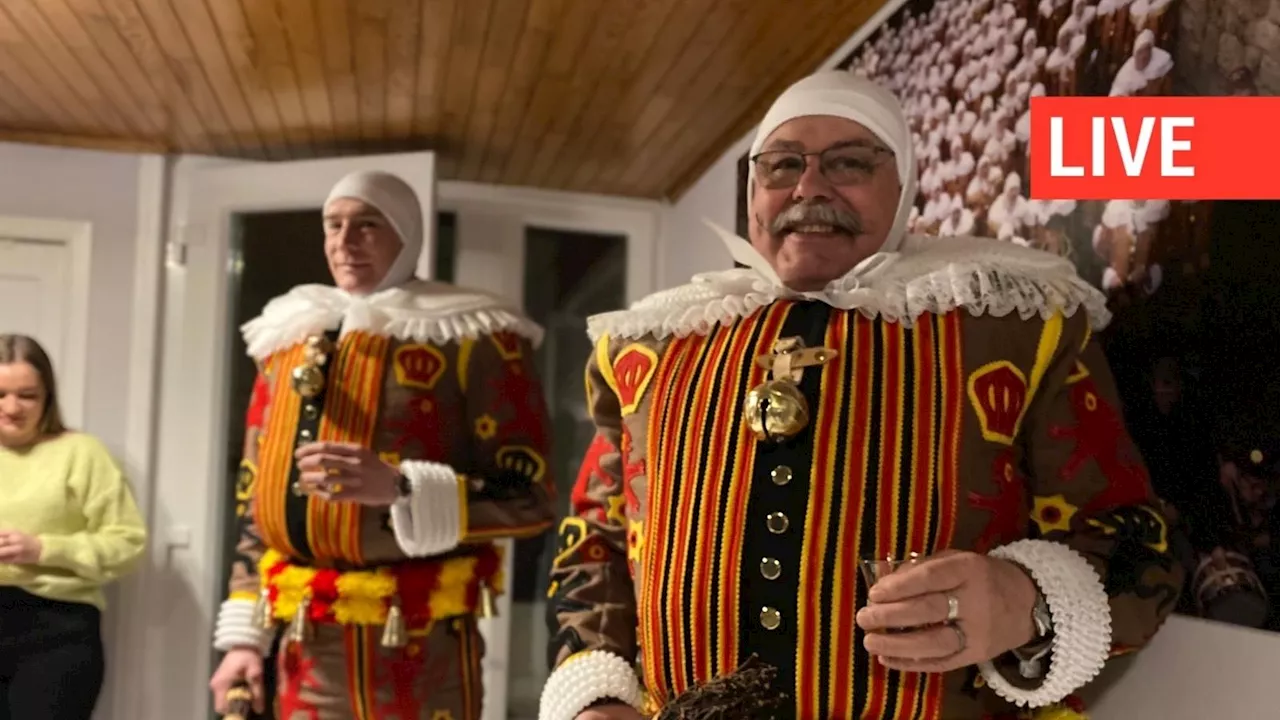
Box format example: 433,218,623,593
759,465,793,631
291,403,322,496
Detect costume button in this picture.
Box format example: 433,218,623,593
291,481,305,497
760,557,781,580
771,466,792,486
766,512,789,534
760,607,782,630
299,428,314,441
303,404,319,420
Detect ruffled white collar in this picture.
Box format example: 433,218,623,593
241,280,543,361
587,224,1109,342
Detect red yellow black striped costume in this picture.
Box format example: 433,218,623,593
541,235,1182,720
213,280,556,720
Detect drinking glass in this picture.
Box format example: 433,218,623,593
858,552,924,634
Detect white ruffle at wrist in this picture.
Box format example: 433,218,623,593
212,597,274,655
979,539,1112,707
391,460,464,557
538,650,645,720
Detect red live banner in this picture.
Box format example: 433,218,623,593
1028,96,1280,200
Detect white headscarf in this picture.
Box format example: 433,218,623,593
324,170,425,292
747,70,919,254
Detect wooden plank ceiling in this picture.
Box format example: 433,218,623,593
0,0,884,200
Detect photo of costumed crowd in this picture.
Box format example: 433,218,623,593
839,0,1212,301
732,0,1280,637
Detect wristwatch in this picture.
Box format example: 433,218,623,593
1013,590,1054,678
395,473,412,498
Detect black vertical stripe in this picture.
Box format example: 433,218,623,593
895,326,917,557
681,316,746,686
818,317,858,720
738,301,829,712
706,316,771,677
854,318,884,715
928,315,945,550
659,330,720,694
283,327,340,560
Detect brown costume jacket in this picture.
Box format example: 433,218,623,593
544,236,1183,720
214,281,556,698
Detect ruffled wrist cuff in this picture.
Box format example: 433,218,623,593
538,650,645,720
212,597,274,655
391,460,465,557
978,539,1111,707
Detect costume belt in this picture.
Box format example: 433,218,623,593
251,545,503,648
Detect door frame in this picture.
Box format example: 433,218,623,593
435,183,660,715
133,152,663,720
0,214,92,428
438,179,662,307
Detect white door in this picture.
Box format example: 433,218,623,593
0,229,89,429
141,152,513,720
0,236,70,358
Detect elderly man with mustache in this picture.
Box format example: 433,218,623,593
540,71,1182,720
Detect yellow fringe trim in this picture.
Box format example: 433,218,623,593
258,547,503,627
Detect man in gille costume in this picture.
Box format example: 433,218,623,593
541,72,1182,720
208,170,556,719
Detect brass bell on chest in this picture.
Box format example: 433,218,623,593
743,336,835,443
291,335,334,398
291,364,326,398
745,378,810,442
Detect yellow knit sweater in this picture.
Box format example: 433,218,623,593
0,432,147,609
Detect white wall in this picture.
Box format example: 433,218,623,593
0,142,141,444
0,141,164,720
656,135,749,288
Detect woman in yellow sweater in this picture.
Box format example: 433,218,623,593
0,334,147,720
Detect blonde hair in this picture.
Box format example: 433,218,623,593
0,334,68,435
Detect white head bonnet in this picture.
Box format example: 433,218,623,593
324,170,425,293
747,70,918,254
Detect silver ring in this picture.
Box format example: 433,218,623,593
945,592,960,623
951,623,967,652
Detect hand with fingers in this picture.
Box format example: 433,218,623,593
854,549,1041,673
0,529,41,564
209,648,266,716
293,441,403,506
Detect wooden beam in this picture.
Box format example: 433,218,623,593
0,128,169,153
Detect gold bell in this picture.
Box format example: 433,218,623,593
479,581,499,619
744,378,810,442
251,587,273,630
287,594,312,644
291,364,326,398
381,598,408,649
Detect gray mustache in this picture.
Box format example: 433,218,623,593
771,202,863,236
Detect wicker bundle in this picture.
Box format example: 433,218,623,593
653,655,787,720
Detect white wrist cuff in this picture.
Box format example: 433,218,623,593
538,650,645,720
979,539,1112,707
392,460,464,557
212,598,274,655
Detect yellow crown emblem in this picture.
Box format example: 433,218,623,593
496,445,548,483
394,345,446,390
967,361,1029,445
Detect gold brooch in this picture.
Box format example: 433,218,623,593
291,335,335,398
744,337,836,442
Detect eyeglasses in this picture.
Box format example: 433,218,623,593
751,144,895,190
